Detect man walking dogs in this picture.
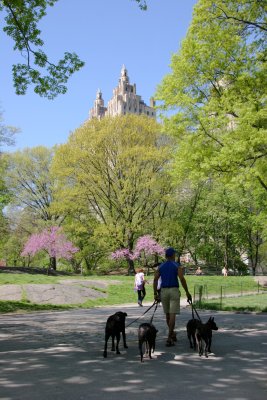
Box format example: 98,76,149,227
153,247,192,347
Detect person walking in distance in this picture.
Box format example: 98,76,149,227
134,268,148,306
153,247,192,346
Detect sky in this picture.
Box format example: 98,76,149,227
1,0,198,152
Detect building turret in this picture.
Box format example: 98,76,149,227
89,88,107,120
150,97,156,108
89,66,156,119
120,64,129,82
96,88,102,99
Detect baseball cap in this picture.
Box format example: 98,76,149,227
165,247,176,257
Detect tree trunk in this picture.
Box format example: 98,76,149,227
127,258,135,275
127,231,135,275
247,229,262,276
50,256,57,270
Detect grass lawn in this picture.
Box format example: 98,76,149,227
198,293,267,312
0,273,266,313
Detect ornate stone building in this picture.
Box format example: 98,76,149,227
89,65,156,120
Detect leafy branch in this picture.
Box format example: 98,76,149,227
133,0,147,11
1,0,84,99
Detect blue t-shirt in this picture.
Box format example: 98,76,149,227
159,260,180,288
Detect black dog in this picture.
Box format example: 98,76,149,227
103,311,128,358
187,317,218,357
138,322,158,362
187,318,201,350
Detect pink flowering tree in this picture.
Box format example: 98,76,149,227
21,226,79,270
111,235,164,275
111,248,133,261
110,248,135,275
132,235,165,273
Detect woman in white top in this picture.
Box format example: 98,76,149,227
134,268,147,306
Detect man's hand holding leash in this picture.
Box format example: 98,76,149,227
187,293,192,303
154,293,161,303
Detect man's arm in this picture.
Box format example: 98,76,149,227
178,268,192,301
153,270,160,299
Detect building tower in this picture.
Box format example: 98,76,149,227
89,89,107,120
88,66,155,120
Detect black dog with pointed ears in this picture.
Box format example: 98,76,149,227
187,316,218,357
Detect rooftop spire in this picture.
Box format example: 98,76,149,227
120,64,129,83
121,64,127,76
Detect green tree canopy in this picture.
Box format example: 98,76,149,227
52,115,172,253
0,109,18,216
156,0,267,193
0,109,18,150
4,146,60,223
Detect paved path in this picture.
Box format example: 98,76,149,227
0,304,266,400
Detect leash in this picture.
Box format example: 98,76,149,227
188,299,202,322
126,301,158,328
149,301,158,324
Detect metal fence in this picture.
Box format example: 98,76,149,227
193,281,266,309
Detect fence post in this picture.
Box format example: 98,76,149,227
199,285,203,307
204,284,208,299
193,284,204,306
220,285,223,310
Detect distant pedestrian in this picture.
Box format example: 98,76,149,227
222,266,228,277
195,266,203,276
134,268,148,306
